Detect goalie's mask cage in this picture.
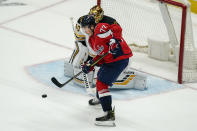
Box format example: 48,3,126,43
94,0,197,84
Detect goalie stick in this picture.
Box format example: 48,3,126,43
68,17,77,64
51,52,109,88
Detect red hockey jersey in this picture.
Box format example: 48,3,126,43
89,23,133,64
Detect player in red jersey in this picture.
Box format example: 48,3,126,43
81,15,133,126
65,5,119,77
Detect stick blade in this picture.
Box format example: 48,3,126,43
51,77,63,88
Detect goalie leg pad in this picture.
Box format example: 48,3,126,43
133,71,148,90
64,61,74,77
72,41,89,68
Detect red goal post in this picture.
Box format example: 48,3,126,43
158,0,187,84
97,0,197,84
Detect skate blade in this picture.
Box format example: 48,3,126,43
95,121,116,127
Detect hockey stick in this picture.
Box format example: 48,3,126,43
51,52,109,88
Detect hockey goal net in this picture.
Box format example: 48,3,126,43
97,0,197,84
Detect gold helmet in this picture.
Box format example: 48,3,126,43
88,5,104,23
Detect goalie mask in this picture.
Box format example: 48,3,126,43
89,5,104,23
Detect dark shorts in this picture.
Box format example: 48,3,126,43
97,59,129,86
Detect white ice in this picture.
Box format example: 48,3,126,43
0,0,197,131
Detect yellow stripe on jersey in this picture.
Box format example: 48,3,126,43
74,32,85,41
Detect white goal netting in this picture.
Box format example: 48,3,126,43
99,0,197,83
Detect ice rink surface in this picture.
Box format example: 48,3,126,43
0,0,197,131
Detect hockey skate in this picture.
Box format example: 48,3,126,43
89,97,100,106
95,108,115,127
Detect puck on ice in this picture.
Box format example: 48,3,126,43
42,94,47,98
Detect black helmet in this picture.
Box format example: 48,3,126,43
80,15,96,28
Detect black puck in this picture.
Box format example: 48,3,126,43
42,94,47,98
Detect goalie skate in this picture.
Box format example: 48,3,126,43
89,97,100,106
94,108,116,127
